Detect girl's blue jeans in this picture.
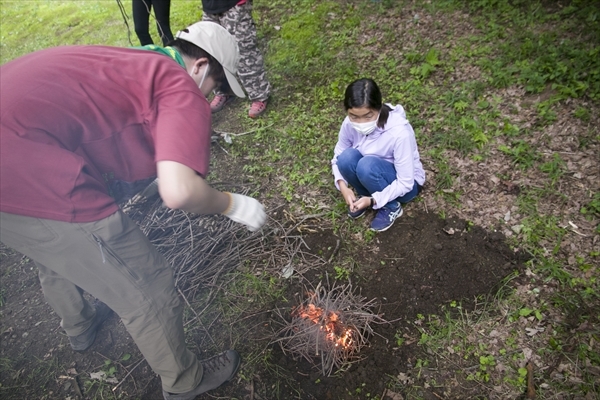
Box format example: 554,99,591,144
337,148,421,207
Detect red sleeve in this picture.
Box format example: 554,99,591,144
153,89,212,177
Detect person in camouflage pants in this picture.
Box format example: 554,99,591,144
202,0,271,118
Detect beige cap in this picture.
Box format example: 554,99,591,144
176,21,245,98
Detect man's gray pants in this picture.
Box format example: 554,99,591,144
0,210,202,394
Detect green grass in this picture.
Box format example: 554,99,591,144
0,0,202,64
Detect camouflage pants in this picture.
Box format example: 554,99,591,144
202,2,270,101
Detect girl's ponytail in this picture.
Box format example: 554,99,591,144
377,104,392,128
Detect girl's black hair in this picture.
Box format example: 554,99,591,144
343,78,392,128
168,36,227,89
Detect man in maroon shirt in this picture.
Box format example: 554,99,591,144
0,22,264,399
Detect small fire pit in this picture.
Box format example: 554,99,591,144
274,280,383,376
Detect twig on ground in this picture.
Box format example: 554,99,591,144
112,358,145,392
328,239,341,264
71,377,83,397
526,361,536,399
214,140,230,154
213,123,274,138
283,211,328,236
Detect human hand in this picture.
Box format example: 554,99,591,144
340,187,357,208
223,193,266,231
351,196,372,212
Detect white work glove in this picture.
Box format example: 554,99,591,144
222,192,266,232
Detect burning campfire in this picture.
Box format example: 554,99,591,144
292,303,355,350
274,280,383,376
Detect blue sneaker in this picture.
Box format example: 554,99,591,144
347,196,367,219
370,202,403,232
348,206,367,219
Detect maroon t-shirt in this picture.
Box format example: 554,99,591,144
0,46,211,222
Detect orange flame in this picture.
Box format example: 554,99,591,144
293,303,355,349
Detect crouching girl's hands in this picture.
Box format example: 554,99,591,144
351,196,372,212
340,186,357,208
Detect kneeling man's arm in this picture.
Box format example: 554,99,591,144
157,160,266,231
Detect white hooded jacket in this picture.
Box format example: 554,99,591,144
331,104,426,209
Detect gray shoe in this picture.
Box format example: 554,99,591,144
68,301,114,352
162,350,241,400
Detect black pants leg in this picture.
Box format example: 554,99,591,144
151,0,174,46
133,0,154,45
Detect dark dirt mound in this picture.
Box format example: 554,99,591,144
255,209,524,400
0,206,525,400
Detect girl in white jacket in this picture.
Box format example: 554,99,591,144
331,78,425,231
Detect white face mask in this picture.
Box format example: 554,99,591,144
350,114,379,136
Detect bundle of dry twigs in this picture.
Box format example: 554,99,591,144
122,190,326,301
272,278,384,376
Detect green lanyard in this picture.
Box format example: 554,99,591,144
134,44,186,69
